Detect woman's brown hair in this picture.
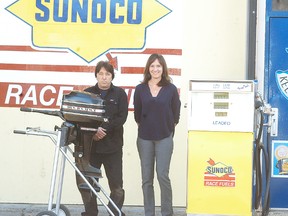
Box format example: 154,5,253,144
142,54,171,86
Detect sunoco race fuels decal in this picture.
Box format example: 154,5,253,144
204,158,236,187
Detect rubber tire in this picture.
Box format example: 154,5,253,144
51,204,71,216
36,211,57,216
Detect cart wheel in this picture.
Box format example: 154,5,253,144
51,204,71,216
36,211,57,216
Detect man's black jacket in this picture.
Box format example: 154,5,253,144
84,83,128,154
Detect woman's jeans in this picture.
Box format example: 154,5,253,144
137,133,174,216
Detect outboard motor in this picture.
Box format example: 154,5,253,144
61,90,108,127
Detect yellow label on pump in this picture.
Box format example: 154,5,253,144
187,131,253,216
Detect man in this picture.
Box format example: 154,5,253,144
76,60,128,216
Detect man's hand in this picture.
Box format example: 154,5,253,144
93,127,107,141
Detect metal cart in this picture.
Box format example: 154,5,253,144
13,91,122,216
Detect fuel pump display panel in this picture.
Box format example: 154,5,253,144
188,80,255,132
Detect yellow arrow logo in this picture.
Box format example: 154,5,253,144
7,0,171,62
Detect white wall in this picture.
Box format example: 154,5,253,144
0,0,249,207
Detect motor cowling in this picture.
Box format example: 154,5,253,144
60,90,108,128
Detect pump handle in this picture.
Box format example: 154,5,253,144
20,107,64,120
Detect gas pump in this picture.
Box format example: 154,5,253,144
186,80,255,216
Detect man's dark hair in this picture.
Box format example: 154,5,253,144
95,61,115,79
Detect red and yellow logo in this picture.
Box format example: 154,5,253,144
204,158,236,187
6,0,171,62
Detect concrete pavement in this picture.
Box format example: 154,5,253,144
1,203,288,216
0,203,186,216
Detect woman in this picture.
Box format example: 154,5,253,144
134,54,181,216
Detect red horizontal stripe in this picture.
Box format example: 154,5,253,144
121,67,143,74
204,174,235,181
112,48,182,55
0,45,66,53
204,176,235,181
0,46,182,56
121,67,181,76
0,45,35,52
169,68,181,75
143,48,182,55
1,63,181,75
0,63,94,72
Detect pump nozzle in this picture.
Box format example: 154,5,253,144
255,99,263,109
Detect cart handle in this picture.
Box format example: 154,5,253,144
20,107,65,120
13,130,26,134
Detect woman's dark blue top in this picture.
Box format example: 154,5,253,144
134,83,181,140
